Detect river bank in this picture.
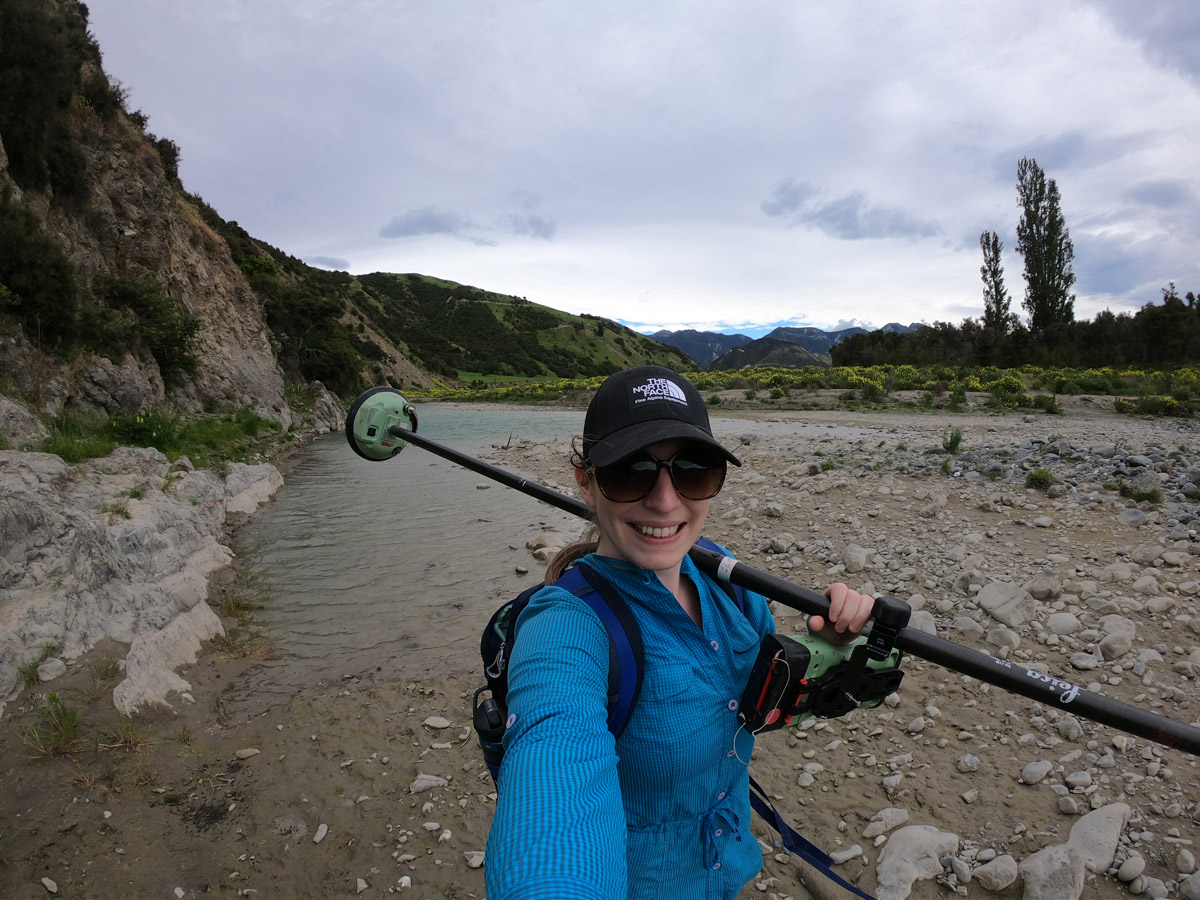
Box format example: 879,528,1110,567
3,397,1200,899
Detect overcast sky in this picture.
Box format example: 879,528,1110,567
86,1,1200,337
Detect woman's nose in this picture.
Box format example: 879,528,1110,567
643,464,680,509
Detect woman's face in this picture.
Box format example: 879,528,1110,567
575,439,713,580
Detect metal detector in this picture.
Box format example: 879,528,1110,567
345,386,1200,755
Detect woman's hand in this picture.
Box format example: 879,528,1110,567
807,583,875,645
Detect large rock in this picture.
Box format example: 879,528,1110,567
1019,843,1086,900
112,601,224,714
0,446,274,717
0,395,49,447
976,581,1037,627
81,355,165,415
225,462,285,518
875,825,958,900
1067,803,1130,872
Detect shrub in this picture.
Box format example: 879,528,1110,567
1115,396,1188,418
743,389,756,400
95,278,200,386
0,189,82,350
942,427,964,454
1030,394,1062,414
948,387,967,411
1025,467,1054,490
859,381,885,403
707,395,722,406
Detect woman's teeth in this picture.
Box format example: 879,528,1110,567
636,524,681,538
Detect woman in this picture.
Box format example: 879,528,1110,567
485,365,874,900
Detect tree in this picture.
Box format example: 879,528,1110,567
1015,157,1075,331
979,230,1014,334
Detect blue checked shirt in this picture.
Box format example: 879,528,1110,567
485,550,776,900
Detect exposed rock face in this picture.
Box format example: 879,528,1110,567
1,115,291,428
0,446,282,716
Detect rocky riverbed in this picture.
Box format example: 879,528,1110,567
3,397,1200,899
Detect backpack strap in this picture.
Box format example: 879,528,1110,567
749,777,878,900
572,563,645,741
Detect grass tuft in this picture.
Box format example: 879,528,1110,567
942,427,964,454
23,692,81,758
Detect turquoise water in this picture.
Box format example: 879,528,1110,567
234,404,587,699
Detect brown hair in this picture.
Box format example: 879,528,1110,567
544,440,599,581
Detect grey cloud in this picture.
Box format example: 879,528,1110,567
380,207,472,239
1126,178,1193,209
1073,234,1149,298
1091,0,1200,87
305,255,350,270
760,178,818,218
992,131,1152,186
762,179,940,241
506,213,557,240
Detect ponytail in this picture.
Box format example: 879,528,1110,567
544,440,598,582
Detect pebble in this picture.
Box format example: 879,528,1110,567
41,878,57,894
1179,848,1197,875
357,877,369,893
1020,760,1053,784
863,807,909,838
423,716,452,730
235,748,261,759
409,773,448,794
313,823,328,844
831,845,863,864
465,851,485,869
1118,855,1147,881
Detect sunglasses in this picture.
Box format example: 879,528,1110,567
590,446,728,503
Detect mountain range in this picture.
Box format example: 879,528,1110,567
652,323,921,368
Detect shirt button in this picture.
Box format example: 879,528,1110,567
711,640,719,651
717,791,726,800
726,750,736,758
713,863,722,870
715,828,723,837
727,699,738,711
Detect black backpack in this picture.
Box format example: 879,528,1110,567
471,536,743,783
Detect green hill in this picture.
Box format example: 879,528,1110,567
709,337,830,370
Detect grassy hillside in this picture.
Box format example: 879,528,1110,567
709,337,830,370
353,273,693,383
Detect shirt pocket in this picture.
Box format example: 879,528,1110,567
619,660,728,808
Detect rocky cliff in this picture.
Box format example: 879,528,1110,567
0,113,292,429
0,0,356,718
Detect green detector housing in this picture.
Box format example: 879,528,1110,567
739,632,904,732
345,386,418,461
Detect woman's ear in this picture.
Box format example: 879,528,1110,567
575,467,596,506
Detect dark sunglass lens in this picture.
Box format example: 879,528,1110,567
670,451,726,500
596,456,659,502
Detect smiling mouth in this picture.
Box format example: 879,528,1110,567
634,523,683,538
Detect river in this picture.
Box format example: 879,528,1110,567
233,403,587,700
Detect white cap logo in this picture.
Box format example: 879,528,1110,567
631,377,688,406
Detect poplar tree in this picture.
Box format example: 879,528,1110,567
979,230,1013,333
1015,157,1075,331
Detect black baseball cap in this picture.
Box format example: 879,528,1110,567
582,366,741,468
